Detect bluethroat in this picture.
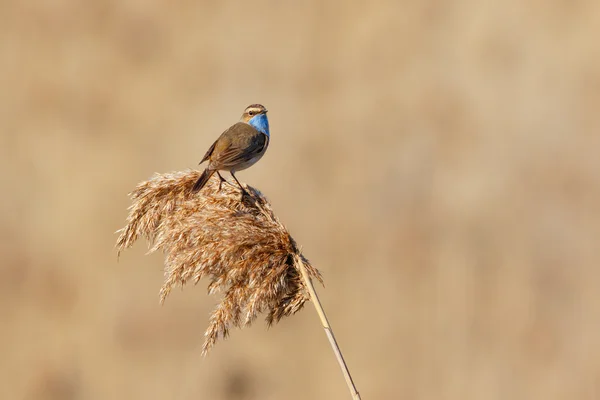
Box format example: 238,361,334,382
191,104,270,196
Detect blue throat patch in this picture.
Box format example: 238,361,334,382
248,113,270,137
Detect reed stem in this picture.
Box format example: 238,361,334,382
295,255,362,400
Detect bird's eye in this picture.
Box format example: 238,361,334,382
248,110,255,116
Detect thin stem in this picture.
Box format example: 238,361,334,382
295,255,362,400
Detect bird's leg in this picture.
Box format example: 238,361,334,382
216,171,227,191
216,171,238,191
230,172,249,197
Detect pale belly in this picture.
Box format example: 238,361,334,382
226,152,265,172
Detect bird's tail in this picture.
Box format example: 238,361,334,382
191,169,214,193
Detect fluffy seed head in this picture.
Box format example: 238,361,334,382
116,170,322,355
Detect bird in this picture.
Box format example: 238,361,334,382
191,104,270,196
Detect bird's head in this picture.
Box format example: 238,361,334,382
241,104,270,136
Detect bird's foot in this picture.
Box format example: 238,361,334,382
216,172,228,192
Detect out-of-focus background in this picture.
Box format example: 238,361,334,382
1,1,599,399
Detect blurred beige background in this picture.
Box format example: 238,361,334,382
1,1,599,399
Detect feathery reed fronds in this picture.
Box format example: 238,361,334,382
116,170,322,355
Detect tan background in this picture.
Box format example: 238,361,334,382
1,1,599,399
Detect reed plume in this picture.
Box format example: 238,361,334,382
116,170,361,399
116,170,322,355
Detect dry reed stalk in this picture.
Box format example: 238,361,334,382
116,170,361,399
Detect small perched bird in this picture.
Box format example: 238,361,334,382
192,104,270,196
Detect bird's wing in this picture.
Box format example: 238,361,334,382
210,123,268,168
199,140,217,164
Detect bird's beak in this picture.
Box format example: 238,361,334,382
264,109,268,113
